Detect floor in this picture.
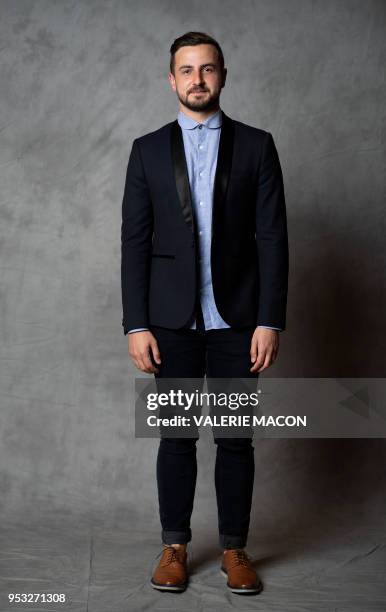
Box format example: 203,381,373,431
1,515,386,611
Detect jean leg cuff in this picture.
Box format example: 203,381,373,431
219,533,248,549
162,529,191,544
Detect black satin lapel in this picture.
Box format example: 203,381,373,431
171,120,194,232
212,110,234,235
170,111,234,234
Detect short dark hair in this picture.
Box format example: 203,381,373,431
169,31,225,75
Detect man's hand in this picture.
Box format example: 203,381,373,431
128,331,161,374
250,327,279,373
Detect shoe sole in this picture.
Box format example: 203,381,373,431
220,569,263,594
150,578,187,592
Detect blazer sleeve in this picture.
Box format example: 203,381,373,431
121,138,154,335
255,132,289,330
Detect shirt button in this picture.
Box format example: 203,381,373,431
198,124,203,129
198,144,204,150
199,230,203,236
199,201,204,206
199,171,203,177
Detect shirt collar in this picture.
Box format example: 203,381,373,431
177,107,222,130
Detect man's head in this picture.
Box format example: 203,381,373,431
169,31,227,113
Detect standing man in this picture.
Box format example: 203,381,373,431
121,31,288,594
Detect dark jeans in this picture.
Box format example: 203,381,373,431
150,324,258,550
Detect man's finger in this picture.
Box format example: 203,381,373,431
250,340,257,363
257,351,273,372
131,351,152,374
250,348,266,372
138,359,154,374
150,341,162,365
133,357,144,372
140,350,158,374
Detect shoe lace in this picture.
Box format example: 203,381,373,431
163,546,181,565
228,548,250,568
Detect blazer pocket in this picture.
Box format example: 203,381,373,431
151,253,175,259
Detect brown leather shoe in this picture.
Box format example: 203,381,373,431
221,548,263,594
150,545,188,592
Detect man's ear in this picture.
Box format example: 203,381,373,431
168,72,176,91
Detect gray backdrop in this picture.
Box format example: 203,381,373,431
1,1,386,610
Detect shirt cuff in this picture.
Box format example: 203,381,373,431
128,328,149,333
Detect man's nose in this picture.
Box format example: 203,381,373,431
192,70,204,84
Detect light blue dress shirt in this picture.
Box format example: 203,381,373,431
129,107,281,333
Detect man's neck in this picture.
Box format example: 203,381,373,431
178,105,221,123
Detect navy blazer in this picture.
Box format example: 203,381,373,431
121,110,289,335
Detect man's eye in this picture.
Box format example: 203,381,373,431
181,68,213,74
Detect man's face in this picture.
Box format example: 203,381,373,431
169,44,226,112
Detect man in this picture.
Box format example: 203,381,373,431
121,31,288,594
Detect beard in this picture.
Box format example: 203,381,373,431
177,87,220,112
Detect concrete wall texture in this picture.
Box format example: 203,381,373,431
1,1,385,525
